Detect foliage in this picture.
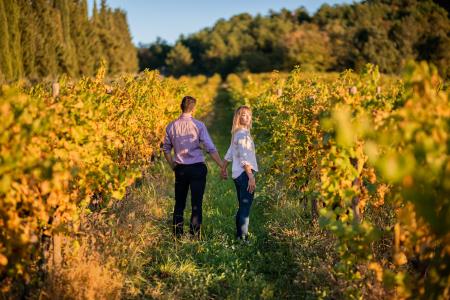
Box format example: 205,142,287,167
0,67,219,292
226,62,449,298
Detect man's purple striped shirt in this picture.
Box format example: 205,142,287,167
162,113,217,164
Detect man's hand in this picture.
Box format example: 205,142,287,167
220,167,228,179
164,152,177,171
220,161,229,180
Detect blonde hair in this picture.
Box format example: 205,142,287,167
231,105,252,134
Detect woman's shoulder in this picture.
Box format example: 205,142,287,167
233,130,248,141
234,128,250,136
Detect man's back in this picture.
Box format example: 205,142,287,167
163,113,216,165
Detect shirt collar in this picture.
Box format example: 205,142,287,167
180,113,193,119
235,128,249,133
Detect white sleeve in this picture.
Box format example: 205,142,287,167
224,144,233,162
236,133,253,168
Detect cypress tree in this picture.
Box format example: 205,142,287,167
103,10,118,74
1,0,138,80
54,0,79,76
72,0,94,75
96,0,124,74
90,0,107,74
0,0,13,81
4,0,23,80
100,0,108,26
33,0,59,78
18,0,38,80
110,9,137,73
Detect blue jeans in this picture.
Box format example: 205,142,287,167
233,171,255,239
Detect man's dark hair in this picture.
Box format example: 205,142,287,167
181,96,196,113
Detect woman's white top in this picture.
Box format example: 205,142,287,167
224,129,258,179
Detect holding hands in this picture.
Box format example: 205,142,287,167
220,161,228,180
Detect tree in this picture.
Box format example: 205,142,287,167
4,0,22,80
70,0,94,76
54,0,79,76
137,37,171,72
0,0,13,81
111,9,138,73
89,0,106,74
17,0,38,80
33,0,60,78
294,7,311,23
165,43,193,76
0,0,137,81
282,23,334,71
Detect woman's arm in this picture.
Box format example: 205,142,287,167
236,132,256,192
243,164,255,193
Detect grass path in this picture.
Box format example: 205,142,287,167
134,89,323,299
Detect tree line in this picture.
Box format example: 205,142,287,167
0,0,137,83
138,0,450,78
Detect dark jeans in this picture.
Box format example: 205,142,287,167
233,171,255,239
173,162,207,236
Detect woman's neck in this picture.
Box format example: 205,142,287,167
234,127,249,133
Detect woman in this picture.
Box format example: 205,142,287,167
222,105,258,241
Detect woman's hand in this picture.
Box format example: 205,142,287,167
221,161,229,180
220,167,228,179
247,174,256,193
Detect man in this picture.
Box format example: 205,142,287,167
162,96,223,237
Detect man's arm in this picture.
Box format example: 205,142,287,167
162,124,176,170
220,144,233,179
199,122,217,154
209,151,224,169
198,122,224,168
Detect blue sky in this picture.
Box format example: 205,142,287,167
88,1,354,45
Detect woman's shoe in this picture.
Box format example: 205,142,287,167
237,236,250,245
